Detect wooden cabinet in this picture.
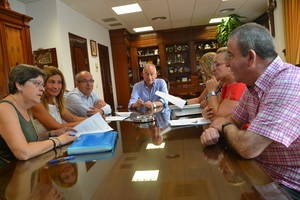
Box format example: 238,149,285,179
110,29,132,109
110,26,218,108
0,6,33,98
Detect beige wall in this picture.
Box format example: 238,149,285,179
273,0,286,61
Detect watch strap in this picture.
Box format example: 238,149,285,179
206,91,217,100
222,122,233,134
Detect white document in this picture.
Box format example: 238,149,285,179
105,116,127,122
72,113,113,136
170,104,201,110
115,112,132,118
170,104,202,117
169,117,210,126
155,91,186,109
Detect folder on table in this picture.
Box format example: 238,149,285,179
67,131,118,155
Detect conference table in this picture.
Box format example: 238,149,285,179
0,108,292,200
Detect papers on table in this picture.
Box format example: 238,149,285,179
115,112,132,118
72,113,113,136
170,104,202,117
169,117,210,126
105,116,128,122
155,91,186,109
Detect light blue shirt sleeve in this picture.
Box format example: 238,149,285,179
101,104,112,115
66,92,90,117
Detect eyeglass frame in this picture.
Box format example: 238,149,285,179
27,79,44,88
77,79,95,83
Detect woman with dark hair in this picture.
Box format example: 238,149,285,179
32,66,84,135
0,64,76,164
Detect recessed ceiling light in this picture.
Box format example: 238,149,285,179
133,26,153,33
112,3,142,15
219,8,235,14
151,16,167,21
209,17,229,24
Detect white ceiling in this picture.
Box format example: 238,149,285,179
18,0,268,33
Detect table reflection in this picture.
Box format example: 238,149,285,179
0,109,293,200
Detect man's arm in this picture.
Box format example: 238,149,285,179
94,99,112,115
65,94,89,117
128,84,142,109
156,79,169,107
221,123,273,159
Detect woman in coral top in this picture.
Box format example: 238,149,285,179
203,47,246,120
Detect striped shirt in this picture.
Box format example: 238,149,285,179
232,56,300,192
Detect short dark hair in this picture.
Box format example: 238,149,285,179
8,64,45,94
229,23,277,59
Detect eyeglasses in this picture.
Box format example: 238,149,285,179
28,79,44,88
78,79,94,83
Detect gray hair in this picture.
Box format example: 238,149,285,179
8,64,45,94
143,63,157,73
75,71,90,82
229,23,277,59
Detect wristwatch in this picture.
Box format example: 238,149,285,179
206,91,217,100
153,102,157,109
221,122,233,134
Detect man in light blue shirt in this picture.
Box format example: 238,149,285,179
66,71,111,117
128,64,168,110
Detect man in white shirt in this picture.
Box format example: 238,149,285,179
66,71,111,117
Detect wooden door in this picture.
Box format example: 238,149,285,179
68,33,90,79
0,17,32,98
98,43,115,112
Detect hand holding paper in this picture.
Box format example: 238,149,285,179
155,91,186,108
70,113,113,136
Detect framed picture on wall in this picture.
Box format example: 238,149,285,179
33,48,58,69
90,40,97,56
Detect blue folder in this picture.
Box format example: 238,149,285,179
67,131,118,155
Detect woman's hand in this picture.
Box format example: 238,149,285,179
57,133,77,146
206,77,219,92
202,106,215,120
49,127,76,137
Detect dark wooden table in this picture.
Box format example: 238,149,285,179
0,109,292,200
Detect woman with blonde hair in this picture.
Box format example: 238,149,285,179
187,52,218,105
32,66,84,135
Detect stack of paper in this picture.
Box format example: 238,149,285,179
105,116,128,122
169,117,210,126
170,104,202,117
115,112,132,118
71,113,113,136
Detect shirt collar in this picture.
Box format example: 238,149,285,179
143,79,157,88
75,87,91,98
254,56,284,93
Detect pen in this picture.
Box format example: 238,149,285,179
48,156,76,164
